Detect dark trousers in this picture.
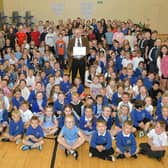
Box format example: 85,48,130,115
139,143,165,160
58,55,64,69
71,58,85,84
134,118,151,130
89,147,114,160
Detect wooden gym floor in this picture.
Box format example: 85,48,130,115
0,137,167,168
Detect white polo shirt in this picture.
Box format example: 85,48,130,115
147,129,167,147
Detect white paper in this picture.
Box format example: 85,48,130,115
73,47,86,56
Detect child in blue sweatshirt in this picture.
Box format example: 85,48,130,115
1,110,24,144
131,100,153,136
21,116,44,151
79,106,96,142
116,120,138,159
89,120,115,161
98,106,115,130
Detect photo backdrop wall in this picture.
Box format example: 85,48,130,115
2,0,168,33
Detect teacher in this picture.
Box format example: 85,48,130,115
67,28,89,84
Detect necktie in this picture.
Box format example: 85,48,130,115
77,38,81,47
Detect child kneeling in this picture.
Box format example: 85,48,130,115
139,121,167,161
57,115,85,160
89,120,115,161
21,116,44,151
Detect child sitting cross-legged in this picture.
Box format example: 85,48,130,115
89,120,115,161
131,100,153,137
1,110,24,144
139,121,167,161
57,115,85,160
115,120,138,159
21,116,44,151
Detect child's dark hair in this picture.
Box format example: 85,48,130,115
14,87,21,94
134,100,145,109
96,94,103,100
30,115,40,122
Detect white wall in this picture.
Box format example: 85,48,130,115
3,0,168,33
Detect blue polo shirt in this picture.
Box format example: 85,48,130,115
26,125,44,139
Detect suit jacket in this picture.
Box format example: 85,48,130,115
67,36,89,67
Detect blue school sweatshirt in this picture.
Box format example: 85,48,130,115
90,130,112,150
116,131,137,155
131,108,153,127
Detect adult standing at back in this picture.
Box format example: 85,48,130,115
67,28,89,84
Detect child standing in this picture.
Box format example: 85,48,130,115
116,121,138,159
89,120,115,161
21,116,44,151
56,33,66,69
57,115,85,160
139,121,167,161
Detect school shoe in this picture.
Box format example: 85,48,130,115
0,138,10,142
116,154,125,159
89,152,94,158
72,150,78,160
156,157,162,161
105,155,115,162
138,149,145,155
21,145,31,151
131,154,138,159
65,149,70,157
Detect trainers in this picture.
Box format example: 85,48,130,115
1,138,10,142
72,151,78,160
21,145,31,151
139,131,145,137
111,155,115,162
16,139,22,145
89,152,93,157
116,154,125,159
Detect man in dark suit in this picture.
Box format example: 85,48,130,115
67,28,89,84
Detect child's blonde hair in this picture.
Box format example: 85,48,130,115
65,115,75,123
12,110,20,116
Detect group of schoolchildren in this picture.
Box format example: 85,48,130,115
0,17,168,162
